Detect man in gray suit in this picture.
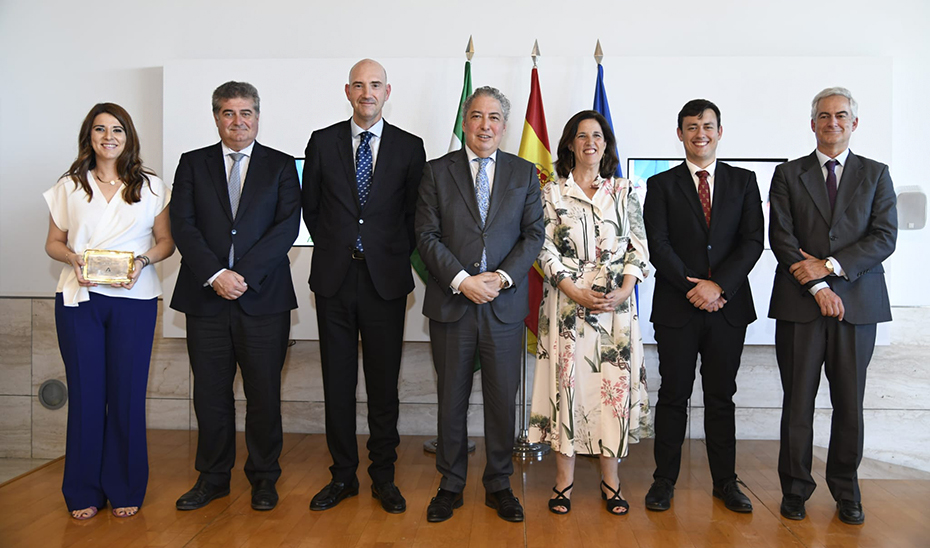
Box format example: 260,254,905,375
415,86,544,523
768,87,897,525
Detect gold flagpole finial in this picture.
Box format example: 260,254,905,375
531,39,540,68
594,39,604,65
466,35,475,61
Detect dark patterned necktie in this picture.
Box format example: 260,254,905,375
825,159,838,210
696,170,711,227
355,131,373,251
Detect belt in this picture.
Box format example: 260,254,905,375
351,250,365,261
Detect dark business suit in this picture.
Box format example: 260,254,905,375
302,119,425,484
643,161,764,488
170,141,300,487
768,150,896,502
415,149,544,493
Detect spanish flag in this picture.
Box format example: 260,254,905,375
517,66,553,353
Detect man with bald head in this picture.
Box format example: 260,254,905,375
303,59,426,513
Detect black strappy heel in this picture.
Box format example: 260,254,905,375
548,483,573,514
600,480,630,515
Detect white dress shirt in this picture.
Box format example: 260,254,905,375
209,141,256,285
685,158,716,201
350,117,384,169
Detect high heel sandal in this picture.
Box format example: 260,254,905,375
548,483,573,514
600,480,629,515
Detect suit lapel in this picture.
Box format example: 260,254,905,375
336,121,361,211
831,151,864,227
235,141,267,223
485,151,514,227
449,150,483,226
673,162,708,232
799,151,833,225
368,121,395,206
207,143,234,223
708,162,730,235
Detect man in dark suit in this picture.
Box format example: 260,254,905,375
171,81,300,512
769,87,896,525
302,59,426,514
642,99,764,514
415,86,544,523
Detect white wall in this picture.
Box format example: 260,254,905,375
3,0,929,310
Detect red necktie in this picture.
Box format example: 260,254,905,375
697,170,711,227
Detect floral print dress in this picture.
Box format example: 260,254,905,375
529,174,652,458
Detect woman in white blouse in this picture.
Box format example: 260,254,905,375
44,103,174,520
529,111,651,515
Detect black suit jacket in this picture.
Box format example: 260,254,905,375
170,141,301,317
302,120,426,301
768,150,897,325
643,161,764,328
415,149,545,325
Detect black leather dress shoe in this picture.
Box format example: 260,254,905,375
712,479,753,513
645,478,675,511
371,481,406,514
309,478,359,511
837,499,865,525
251,479,278,511
485,488,524,522
427,489,463,522
780,494,806,520
176,479,230,511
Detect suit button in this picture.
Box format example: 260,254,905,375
482,233,488,239
830,235,837,241
473,262,480,268
707,245,712,250
231,229,237,235
359,219,364,224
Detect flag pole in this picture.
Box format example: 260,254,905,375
424,35,478,455
513,39,550,461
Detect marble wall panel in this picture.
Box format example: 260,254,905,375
0,299,32,396
0,395,32,457
31,299,65,390
281,340,324,402
889,307,930,346
281,401,326,434
147,336,190,399
32,396,66,459
145,398,191,430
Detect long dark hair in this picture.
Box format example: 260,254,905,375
65,103,155,203
554,110,619,179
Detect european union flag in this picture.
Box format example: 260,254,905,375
593,63,622,177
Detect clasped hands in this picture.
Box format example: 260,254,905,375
789,248,844,321
565,284,633,314
460,272,503,305
213,270,248,300
685,277,726,312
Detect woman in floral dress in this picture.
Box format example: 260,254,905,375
529,110,650,515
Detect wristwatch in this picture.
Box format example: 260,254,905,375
824,259,835,275
498,272,508,289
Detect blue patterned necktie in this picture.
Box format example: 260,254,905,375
228,152,245,268
475,157,491,272
355,131,373,252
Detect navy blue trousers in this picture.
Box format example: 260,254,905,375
55,292,156,511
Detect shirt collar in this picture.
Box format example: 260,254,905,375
815,147,850,168
464,145,497,165
685,158,716,179
221,141,255,158
350,118,384,140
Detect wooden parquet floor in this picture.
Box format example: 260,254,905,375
1,430,928,547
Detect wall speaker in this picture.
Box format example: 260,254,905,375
896,186,926,230
38,379,67,410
